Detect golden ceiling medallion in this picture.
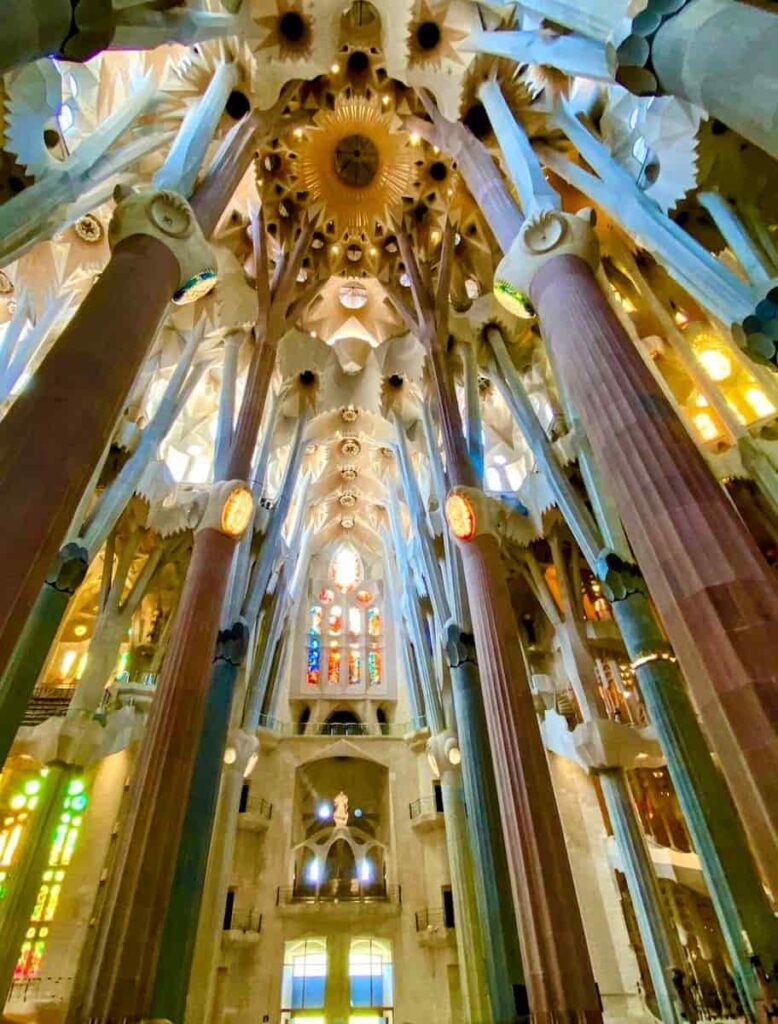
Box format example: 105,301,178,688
297,96,413,232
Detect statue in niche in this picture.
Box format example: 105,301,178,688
333,790,349,827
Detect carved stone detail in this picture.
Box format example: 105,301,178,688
45,542,89,595
494,209,600,318
108,187,217,305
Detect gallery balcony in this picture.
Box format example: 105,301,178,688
275,882,402,920
408,795,444,833
414,908,456,948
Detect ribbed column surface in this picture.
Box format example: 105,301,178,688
68,527,235,1022
460,533,602,1022
532,253,778,884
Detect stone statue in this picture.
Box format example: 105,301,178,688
333,790,349,827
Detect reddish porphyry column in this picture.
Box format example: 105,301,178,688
495,211,778,885
428,345,601,1018
0,111,262,682
67,525,237,1021
458,528,603,1021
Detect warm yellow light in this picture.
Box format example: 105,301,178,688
745,388,776,418
382,95,391,106
293,128,303,140
447,744,461,766
692,411,720,442
60,650,77,675
430,229,441,245
445,492,476,541
221,486,253,539
330,63,340,74
697,347,732,382
223,746,237,765
331,244,340,255
409,132,421,146
75,652,88,680
693,392,709,408
73,624,87,637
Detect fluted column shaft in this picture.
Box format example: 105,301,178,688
439,767,493,1024
67,527,236,1022
531,253,778,890
0,111,262,686
447,639,525,1022
456,532,601,1020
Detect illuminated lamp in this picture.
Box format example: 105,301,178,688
221,486,254,539
697,347,732,382
223,746,237,765
445,492,476,541
745,388,776,418
493,278,535,319
445,737,461,766
317,803,332,820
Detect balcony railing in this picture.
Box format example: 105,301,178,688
408,796,442,820
21,687,73,726
415,907,453,931
277,883,401,906
224,910,262,933
257,715,426,738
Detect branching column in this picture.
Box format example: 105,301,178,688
0,111,263,684
495,212,778,890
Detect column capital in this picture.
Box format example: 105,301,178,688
444,622,478,670
45,542,89,595
594,550,646,603
108,186,217,305
494,209,600,319
426,729,462,779
215,619,250,666
224,728,259,776
445,486,537,547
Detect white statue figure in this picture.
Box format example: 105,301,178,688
333,790,349,827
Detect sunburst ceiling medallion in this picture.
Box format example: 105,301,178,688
298,96,413,232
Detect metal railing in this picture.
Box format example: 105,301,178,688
276,883,401,906
256,715,426,738
21,687,73,725
7,976,73,1003
224,909,262,933
408,795,442,820
415,907,453,931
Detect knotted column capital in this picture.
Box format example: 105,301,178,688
45,542,89,595
224,728,260,776
444,622,478,670
109,186,217,305
594,550,646,603
426,729,462,779
215,619,250,666
494,209,600,319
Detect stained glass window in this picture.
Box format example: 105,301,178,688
348,607,362,636
329,605,343,636
307,606,322,686
367,608,380,638
282,938,327,1012
328,646,341,685
348,647,361,686
367,646,381,687
14,776,88,980
330,544,363,593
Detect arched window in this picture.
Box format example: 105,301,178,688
305,548,383,693
281,938,327,1015
349,938,393,1016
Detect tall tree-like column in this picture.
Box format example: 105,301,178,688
494,212,778,895
394,228,602,1021
0,105,266,684
65,212,313,1024
487,323,778,1012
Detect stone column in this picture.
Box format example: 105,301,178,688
185,728,257,1024
0,111,262,684
651,0,778,159
453,520,603,1020
66,517,243,1022
494,211,778,893
436,756,493,1024
149,627,247,1022
0,543,87,769
446,625,526,1023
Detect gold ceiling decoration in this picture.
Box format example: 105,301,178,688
253,0,314,61
297,96,414,232
407,0,468,70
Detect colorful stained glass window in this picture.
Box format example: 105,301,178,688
348,647,361,686
14,776,88,980
329,605,343,636
367,646,381,687
367,608,381,638
307,637,321,686
328,646,341,685
356,590,373,605
348,608,362,636
330,544,363,593
310,606,322,635
319,588,334,605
